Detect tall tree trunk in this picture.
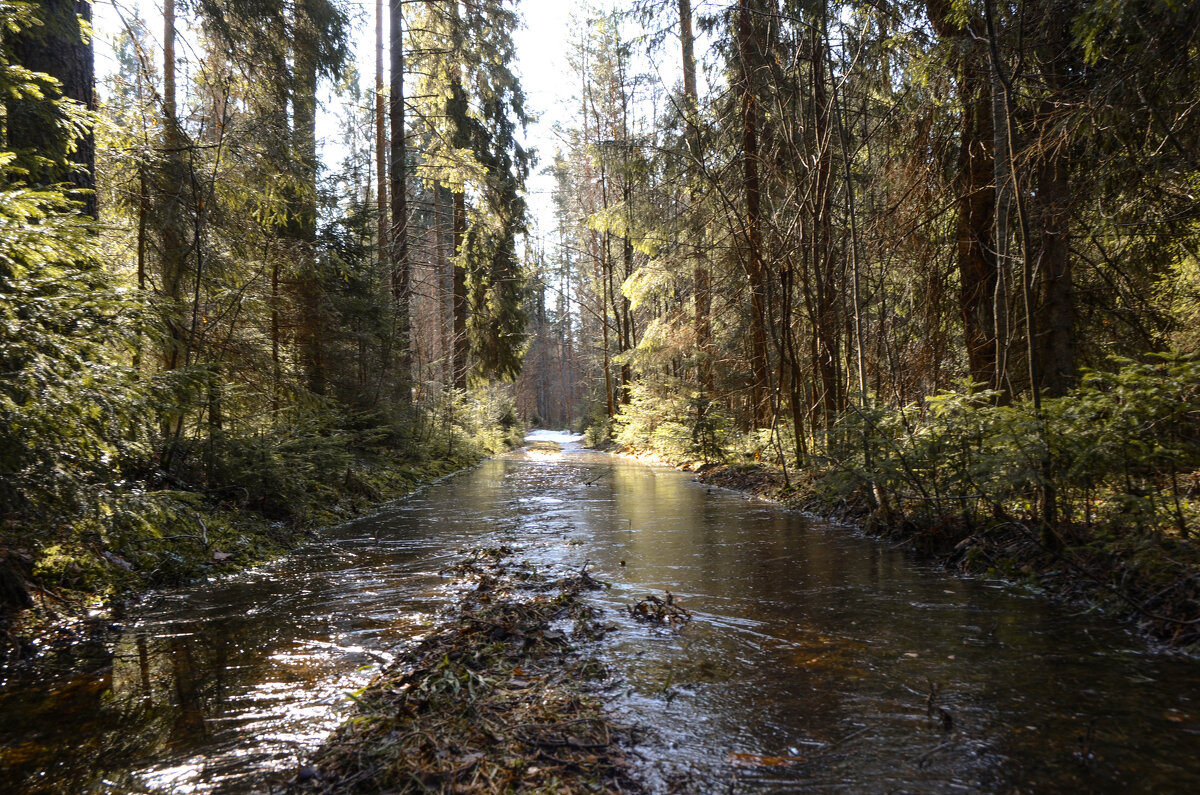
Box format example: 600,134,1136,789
811,21,842,425
293,0,324,396
161,0,188,373
271,258,281,413
434,185,451,386
780,262,807,465
134,162,149,369
1032,18,1075,398
375,0,389,268
618,48,635,406
958,68,999,390
598,229,615,419
598,144,618,417
991,66,1012,394
926,1,999,392
156,0,193,466
679,0,712,391
737,0,772,428
452,190,469,391
390,0,411,397
620,233,634,405
823,10,867,401
535,254,549,420
1034,144,1073,397
135,49,149,352
5,0,96,218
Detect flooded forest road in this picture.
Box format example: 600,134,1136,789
3,431,1199,792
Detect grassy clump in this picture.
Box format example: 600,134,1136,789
298,548,638,794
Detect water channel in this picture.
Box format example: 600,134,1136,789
2,431,1198,792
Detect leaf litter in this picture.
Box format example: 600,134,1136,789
289,546,641,794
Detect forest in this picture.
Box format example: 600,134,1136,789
0,0,534,619
524,0,1200,645
2,0,1200,791
2,0,1199,654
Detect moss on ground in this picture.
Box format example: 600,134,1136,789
0,449,484,668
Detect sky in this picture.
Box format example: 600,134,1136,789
512,0,583,234
92,0,632,237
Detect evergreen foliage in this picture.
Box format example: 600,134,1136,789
513,0,1200,641
2,0,1198,647
409,0,532,384
0,0,534,614
0,170,143,535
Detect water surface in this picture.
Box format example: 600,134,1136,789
2,432,1198,792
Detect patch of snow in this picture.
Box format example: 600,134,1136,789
524,429,584,446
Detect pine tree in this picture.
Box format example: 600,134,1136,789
409,0,532,385
2,0,95,218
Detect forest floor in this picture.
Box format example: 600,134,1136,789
694,461,1200,653
292,546,641,794
0,449,483,676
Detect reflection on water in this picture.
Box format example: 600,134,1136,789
514,448,1200,792
2,432,1198,792
0,520,463,793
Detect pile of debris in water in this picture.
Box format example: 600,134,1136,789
291,547,642,794
626,593,691,631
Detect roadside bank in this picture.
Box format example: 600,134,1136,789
0,449,484,675
694,461,1200,652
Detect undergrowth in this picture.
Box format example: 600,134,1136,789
690,354,1200,650
1,388,525,666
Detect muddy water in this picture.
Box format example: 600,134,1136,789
2,432,1198,792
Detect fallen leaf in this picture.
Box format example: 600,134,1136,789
728,752,806,767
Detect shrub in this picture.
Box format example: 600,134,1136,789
820,355,1200,538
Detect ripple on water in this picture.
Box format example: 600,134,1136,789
2,451,1200,793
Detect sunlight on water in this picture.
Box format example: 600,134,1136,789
140,763,204,793
523,428,585,462
4,448,1200,793
523,447,564,462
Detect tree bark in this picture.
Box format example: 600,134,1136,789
927,0,1000,392
293,0,324,396
678,0,712,391
390,0,411,397
452,190,469,391
1032,17,1075,398
811,20,842,425
161,0,188,372
5,0,96,218
375,0,389,266
823,9,867,400
434,185,450,386
737,0,772,428
1033,144,1073,397
958,68,999,391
